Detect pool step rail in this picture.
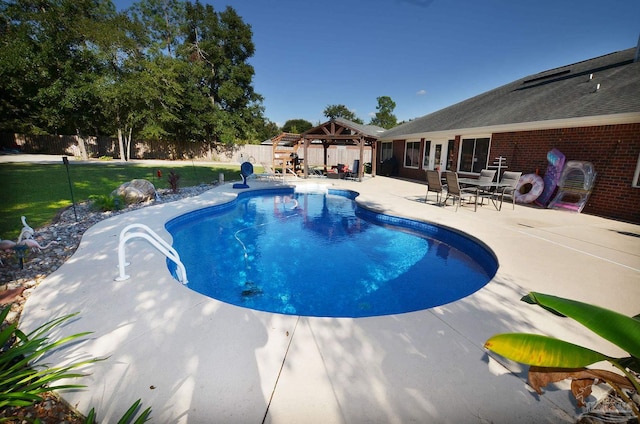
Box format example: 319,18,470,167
116,223,188,284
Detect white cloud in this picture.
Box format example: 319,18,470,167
416,89,427,96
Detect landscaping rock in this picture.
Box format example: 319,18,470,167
112,179,157,204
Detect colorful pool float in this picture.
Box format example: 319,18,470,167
535,148,566,207
515,173,544,203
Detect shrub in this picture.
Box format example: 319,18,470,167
0,306,98,412
0,305,151,423
167,170,180,193
90,194,124,212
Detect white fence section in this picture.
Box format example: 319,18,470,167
116,223,188,284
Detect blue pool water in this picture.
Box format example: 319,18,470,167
166,188,497,318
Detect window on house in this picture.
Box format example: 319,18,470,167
459,137,490,173
380,142,393,163
446,140,455,171
404,141,421,169
633,153,640,188
422,140,431,168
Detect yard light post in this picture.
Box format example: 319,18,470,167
62,156,78,221
13,244,28,269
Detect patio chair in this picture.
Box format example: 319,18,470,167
492,171,522,210
424,170,444,205
253,163,280,181
476,169,497,205
307,165,326,178
443,171,478,212
345,160,360,180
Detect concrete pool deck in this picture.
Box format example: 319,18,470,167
20,176,640,423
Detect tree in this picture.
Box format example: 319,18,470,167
175,2,264,145
93,9,151,161
281,119,312,134
369,96,397,129
0,0,267,153
254,119,280,144
0,0,119,157
0,1,41,133
129,0,185,58
323,104,363,124
0,0,155,160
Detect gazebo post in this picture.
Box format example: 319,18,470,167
371,141,377,177
303,137,308,178
358,136,365,181
323,143,329,172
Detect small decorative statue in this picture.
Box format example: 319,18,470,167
0,216,57,267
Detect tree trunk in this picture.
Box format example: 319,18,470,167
125,127,132,161
117,128,126,162
75,130,89,160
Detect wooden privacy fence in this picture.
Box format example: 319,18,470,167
0,134,371,167
0,134,216,160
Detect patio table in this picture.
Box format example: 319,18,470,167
458,178,512,210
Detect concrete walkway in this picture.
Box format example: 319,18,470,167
20,176,640,423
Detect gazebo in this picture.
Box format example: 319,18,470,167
300,118,384,181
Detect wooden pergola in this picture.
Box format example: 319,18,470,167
300,118,383,181
269,132,302,175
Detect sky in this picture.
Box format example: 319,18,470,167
113,0,640,127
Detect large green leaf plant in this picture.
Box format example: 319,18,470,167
484,292,640,418
0,305,151,423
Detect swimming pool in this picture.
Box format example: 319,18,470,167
166,188,497,318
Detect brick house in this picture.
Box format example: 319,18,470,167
377,47,640,224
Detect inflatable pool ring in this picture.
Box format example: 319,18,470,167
515,174,544,204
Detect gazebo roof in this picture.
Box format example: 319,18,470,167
301,118,385,145
261,132,302,146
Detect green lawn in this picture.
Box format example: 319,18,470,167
0,161,244,239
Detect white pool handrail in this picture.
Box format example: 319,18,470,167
116,223,188,284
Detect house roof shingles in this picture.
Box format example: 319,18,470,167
381,48,640,139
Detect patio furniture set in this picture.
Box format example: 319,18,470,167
425,169,523,212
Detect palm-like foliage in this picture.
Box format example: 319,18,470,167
484,292,640,418
0,307,98,411
85,398,151,424
0,305,151,422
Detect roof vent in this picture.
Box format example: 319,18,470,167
635,33,640,62
594,83,601,92
589,73,594,80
